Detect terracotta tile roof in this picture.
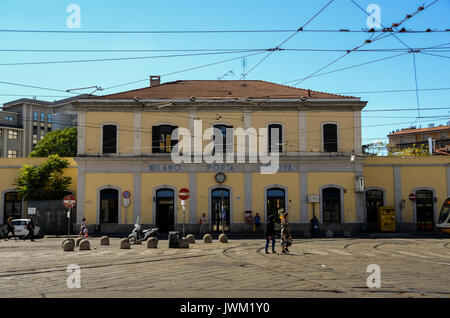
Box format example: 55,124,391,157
388,125,450,136
92,80,356,100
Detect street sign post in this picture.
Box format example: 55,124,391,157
63,195,76,239
122,191,131,223
178,188,190,237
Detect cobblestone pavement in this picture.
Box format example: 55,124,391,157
0,236,449,298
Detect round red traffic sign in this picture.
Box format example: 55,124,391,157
408,193,416,202
178,188,190,200
123,190,131,198
63,195,76,208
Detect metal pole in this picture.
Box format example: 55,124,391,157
182,204,186,237
68,208,71,239
221,189,224,235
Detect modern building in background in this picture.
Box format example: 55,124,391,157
0,95,88,157
388,123,450,153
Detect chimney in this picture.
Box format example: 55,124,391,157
150,75,160,87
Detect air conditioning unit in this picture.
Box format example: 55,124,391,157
355,176,365,193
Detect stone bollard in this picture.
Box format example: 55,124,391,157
186,234,195,244
100,236,110,245
120,238,131,249
76,237,84,247
63,240,74,252
325,230,334,238
147,237,158,248
203,234,213,243
218,234,228,243
79,239,90,251
179,237,189,248
344,231,352,238
62,238,74,249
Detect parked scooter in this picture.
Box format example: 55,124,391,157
128,220,159,244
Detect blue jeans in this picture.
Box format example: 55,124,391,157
265,237,275,252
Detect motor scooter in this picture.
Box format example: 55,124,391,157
128,219,159,244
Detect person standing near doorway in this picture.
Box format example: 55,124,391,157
4,217,17,241
200,213,207,234
254,213,261,232
265,215,276,254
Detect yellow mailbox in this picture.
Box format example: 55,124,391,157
377,207,396,232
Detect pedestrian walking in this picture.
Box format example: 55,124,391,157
79,218,87,236
200,213,207,234
4,217,17,241
281,212,292,254
83,225,89,238
254,213,261,232
265,214,276,254
24,219,35,241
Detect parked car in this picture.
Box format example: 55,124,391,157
6,219,44,238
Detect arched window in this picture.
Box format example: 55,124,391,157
213,124,233,155
152,124,178,153
268,123,283,153
102,124,117,154
100,188,119,223
323,123,338,152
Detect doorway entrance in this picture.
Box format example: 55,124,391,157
3,191,22,223
211,188,230,233
155,189,175,233
267,188,285,230
99,188,119,224
416,189,434,231
322,187,341,223
365,189,384,231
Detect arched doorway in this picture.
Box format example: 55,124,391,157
99,188,119,223
3,191,22,223
416,189,434,231
322,187,341,223
365,189,384,231
211,188,230,233
267,188,286,230
155,188,175,233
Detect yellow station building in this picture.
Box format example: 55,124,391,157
1,79,449,235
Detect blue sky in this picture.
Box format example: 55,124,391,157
0,0,449,144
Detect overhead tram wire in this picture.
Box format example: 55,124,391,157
284,0,439,87
335,87,450,95
239,0,335,80
419,52,450,59
0,81,79,95
0,49,264,67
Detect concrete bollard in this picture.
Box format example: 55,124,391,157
218,234,228,243
179,238,189,248
325,230,334,238
79,239,90,251
76,237,84,247
63,240,74,252
120,238,131,249
62,238,74,248
186,234,195,244
203,234,213,243
147,237,158,248
100,236,110,245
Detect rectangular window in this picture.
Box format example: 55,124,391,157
40,113,45,122
47,124,52,133
212,124,233,155
152,125,178,153
33,112,38,121
33,134,38,145
47,114,52,123
102,124,117,154
40,127,45,139
8,150,17,158
323,124,338,152
8,130,18,140
268,124,283,153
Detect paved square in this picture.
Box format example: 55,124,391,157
0,237,449,297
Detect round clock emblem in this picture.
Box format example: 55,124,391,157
215,172,226,184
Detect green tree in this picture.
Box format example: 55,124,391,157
388,143,430,156
29,127,77,157
15,155,72,200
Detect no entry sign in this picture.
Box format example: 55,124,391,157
178,188,190,200
63,195,76,208
408,193,416,202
